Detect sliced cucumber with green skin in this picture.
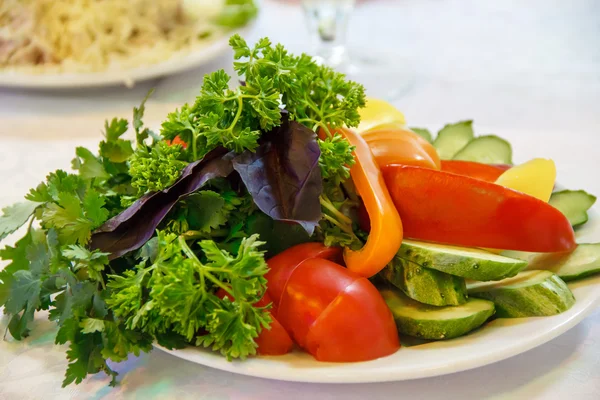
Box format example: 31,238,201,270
381,288,495,340
503,243,600,282
398,239,527,281
468,270,575,318
453,135,513,164
409,127,433,143
433,120,474,159
549,190,596,227
380,256,467,306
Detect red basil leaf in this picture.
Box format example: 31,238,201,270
90,148,233,259
232,116,322,235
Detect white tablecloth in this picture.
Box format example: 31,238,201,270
1,1,599,399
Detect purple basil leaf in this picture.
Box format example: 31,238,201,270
233,117,322,235
90,148,233,259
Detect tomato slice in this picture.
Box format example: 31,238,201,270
216,289,293,356
265,243,342,307
383,165,576,252
441,160,509,182
305,278,400,362
276,258,359,347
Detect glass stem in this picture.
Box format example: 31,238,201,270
302,0,356,68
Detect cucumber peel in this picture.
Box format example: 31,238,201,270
381,288,495,340
453,135,513,164
398,239,527,281
433,120,474,159
468,270,575,318
504,243,600,282
380,256,467,306
549,190,596,227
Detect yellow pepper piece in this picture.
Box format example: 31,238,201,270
356,98,406,133
495,158,556,202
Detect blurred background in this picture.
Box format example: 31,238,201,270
0,0,598,134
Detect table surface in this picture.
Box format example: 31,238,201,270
1,1,599,399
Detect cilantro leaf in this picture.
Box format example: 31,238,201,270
104,118,129,142
41,194,92,245
82,190,110,228
183,191,227,233
26,170,86,203
133,89,158,148
0,200,42,241
62,246,109,286
0,230,32,305
40,189,108,246
71,147,109,181
3,228,60,339
5,270,41,339
99,118,134,163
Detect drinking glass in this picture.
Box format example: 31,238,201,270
301,0,413,100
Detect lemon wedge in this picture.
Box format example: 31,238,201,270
357,98,406,133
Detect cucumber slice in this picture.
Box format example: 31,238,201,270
433,120,474,159
380,256,467,306
381,288,495,340
398,239,527,281
453,135,513,164
503,243,600,282
468,270,575,317
409,127,433,143
549,190,596,227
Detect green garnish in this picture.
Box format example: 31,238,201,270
0,34,366,388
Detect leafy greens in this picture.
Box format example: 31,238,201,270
0,34,366,388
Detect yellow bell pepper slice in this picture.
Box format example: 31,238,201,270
495,158,556,202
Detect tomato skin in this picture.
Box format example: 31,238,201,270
383,165,576,252
166,136,188,149
305,278,400,362
265,243,343,307
362,128,441,170
441,160,509,182
276,258,359,348
216,290,293,356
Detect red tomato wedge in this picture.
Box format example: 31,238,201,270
305,278,400,362
265,242,342,307
277,258,358,348
441,160,510,182
216,289,293,356
276,258,399,361
383,165,576,252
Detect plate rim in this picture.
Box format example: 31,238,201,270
0,25,253,90
155,280,600,383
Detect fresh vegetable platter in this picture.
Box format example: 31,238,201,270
1,36,599,386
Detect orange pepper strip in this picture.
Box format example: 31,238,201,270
338,128,404,277
362,127,441,170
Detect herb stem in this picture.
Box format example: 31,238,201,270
320,195,352,226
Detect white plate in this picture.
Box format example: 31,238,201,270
0,27,251,90
157,218,600,383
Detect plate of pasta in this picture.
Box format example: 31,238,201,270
0,0,258,89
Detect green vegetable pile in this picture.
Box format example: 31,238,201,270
0,35,366,387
